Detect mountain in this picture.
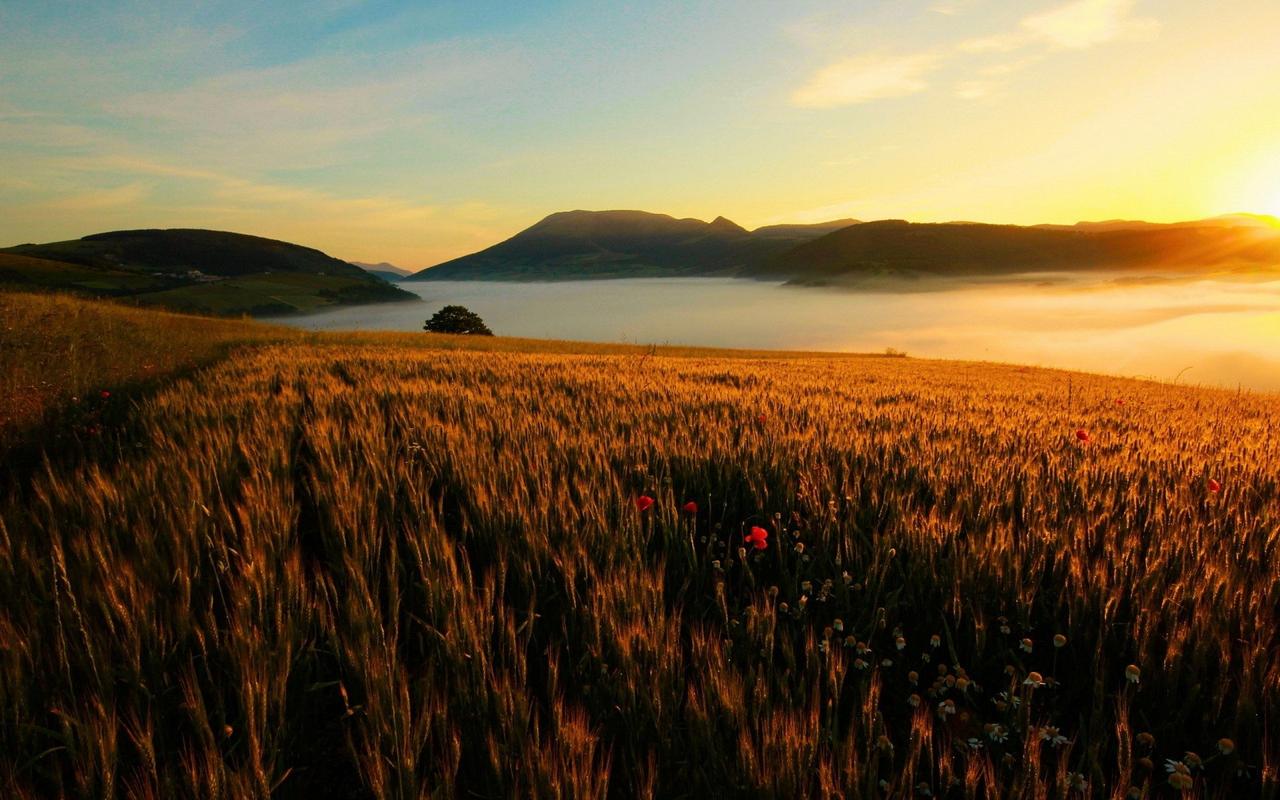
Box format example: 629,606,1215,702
750,218,860,239
748,218,1280,284
406,210,857,281
1,229,418,316
351,261,414,279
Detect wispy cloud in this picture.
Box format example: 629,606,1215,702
791,53,941,108
1022,0,1159,49
794,0,1160,108
48,182,152,210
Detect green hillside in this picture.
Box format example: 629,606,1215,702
1,229,417,316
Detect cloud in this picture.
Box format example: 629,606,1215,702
1021,0,1159,49
954,80,997,100
797,0,1161,108
930,0,980,15
49,182,152,210
791,53,940,108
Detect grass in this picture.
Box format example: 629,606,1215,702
0,292,1276,798
0,292,300,457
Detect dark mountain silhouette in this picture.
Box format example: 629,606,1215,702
748,218,1280,284
352,260,414,278
406,210,856,281
1,229,416,315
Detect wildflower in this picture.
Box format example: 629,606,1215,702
635,495,655,512
999,623,1011,635
966,737,982,750
682,501,698,514
1068,773,1087,791
854,658,869,671
100,390,111,399
882,658,894,668
833,618,844,632
930,634,941,648
1024,671,1045,688
908,693,921,708
746,526,769,550
1183,752,1202,769
955,677,970,692
1217,738,1235,755
937,699,956,718
1165,760,1193,791
1040,726,1069,747
1054,634,1068,648
985,723,1008,743
1116,399,1126,406
879,779,890,792
1164,759,1189,774
1125,664,1141,684
896,636,907,651
1136,732,1154,748
1075,428,1090,443
1207,478,1221,493
818,640,829,654
877,734,893,752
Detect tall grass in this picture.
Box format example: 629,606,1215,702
1,310,1277,797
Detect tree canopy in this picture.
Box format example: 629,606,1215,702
423,305,493,336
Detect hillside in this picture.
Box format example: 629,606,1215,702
0,297,1273,796
1,229,417,315
407,210,857,280
751,218,1280,283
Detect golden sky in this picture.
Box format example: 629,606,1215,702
2,0,1279,266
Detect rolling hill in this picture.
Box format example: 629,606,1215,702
406,210,858,280
1,229,417,316
750,218,1280,284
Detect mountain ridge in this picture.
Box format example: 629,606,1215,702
406,210,858,281
406,210,1280,283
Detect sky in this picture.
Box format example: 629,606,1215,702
2,0,1279,267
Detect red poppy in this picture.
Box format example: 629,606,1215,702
757,414,767,423
1075,428,1090,443
634,495,655,512
745,526,769,550
1115,399,1125,406
682,501,698,514
100,390,111,399
1208,478,1221,493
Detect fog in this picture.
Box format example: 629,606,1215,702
280,276,1280,392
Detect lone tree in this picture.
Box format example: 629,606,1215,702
423,305,493,336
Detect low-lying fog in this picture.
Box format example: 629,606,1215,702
281,275,1280,392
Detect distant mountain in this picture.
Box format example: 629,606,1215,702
1,229,417,316
351,261,414,278
751,218,860,239
749,218,1280,284
406,210,857,281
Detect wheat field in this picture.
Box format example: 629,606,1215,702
1,338,1277,798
